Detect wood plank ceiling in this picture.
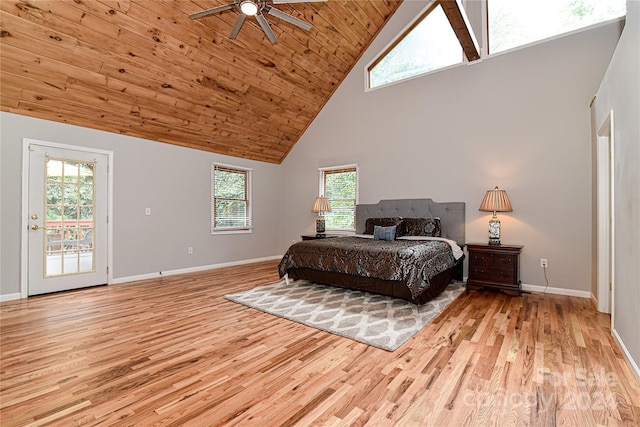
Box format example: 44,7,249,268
0,0,403,164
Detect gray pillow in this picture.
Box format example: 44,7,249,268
364,217,403,236
373,225,397,241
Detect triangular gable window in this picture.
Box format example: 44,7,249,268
367,2,464,90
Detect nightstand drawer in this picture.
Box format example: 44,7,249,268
470,252,515,268
469,266,515,284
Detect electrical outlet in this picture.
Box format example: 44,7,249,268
541,259,548,268
187,247,193,255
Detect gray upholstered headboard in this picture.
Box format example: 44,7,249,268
355,199,466,246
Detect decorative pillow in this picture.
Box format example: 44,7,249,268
364,217,403,236
400,217,442,237
373,225,397,241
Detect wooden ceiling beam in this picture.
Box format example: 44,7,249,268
439,0,480,62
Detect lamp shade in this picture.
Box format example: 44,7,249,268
312,196,332,213
479,186,513,213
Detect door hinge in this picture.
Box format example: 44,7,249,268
609,282,612,291
106,266,109,274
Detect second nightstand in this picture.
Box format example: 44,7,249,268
466,243,523,296
301,234,340,241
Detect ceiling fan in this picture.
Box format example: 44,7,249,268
190,0,326,44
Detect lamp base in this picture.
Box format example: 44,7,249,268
488,216,501,246
315,218,326,234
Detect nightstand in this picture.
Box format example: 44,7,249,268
301,234,340,241
466,243,523,296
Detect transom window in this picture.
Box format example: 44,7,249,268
488,0,627,54
367,2,463,89
212,163,252,234
319,165,359,231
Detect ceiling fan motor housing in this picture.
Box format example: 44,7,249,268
190,0,324,43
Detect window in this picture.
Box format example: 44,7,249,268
367,2,463,89
212,163,252,233
488,0,626,54
366,0,626,89
319,165,359,231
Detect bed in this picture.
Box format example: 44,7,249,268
278,199,465,305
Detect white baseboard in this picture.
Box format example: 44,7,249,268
0,269,592,302
111,255,282,285
590,292,598,307
1,293,22,302
521,283,591,299
612,328,640,383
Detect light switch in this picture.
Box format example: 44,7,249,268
145,208,151,216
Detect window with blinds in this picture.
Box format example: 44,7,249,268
319,165,359,231
212,163,252,234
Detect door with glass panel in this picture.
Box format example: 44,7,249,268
27,143,108,296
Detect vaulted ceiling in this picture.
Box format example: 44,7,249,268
0,0,404,163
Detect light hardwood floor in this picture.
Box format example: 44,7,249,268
1,260,639,426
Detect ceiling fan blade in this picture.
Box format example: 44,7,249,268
189,3,235,19
255,12,278,43
229,14,246,38
266,6,312,31
271,0,326,3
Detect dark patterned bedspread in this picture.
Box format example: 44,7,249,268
278,236,457,299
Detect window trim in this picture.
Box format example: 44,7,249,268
211,162,253,235
486,15,626,58
318,164,359,232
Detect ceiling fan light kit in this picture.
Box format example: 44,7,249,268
190,0,325,43
240,0,259,16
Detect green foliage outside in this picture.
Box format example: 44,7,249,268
324,171,356,230
214,168,249,228
46,161,94,223
489,0,626,53
369,4,462,88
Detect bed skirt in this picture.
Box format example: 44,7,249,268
286,257,463,305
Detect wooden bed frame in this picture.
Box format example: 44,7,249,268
287,199,466,305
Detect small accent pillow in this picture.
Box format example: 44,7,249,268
373,225,397,241
364,217,403,236
400,217,442,237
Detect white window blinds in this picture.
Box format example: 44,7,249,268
212,163,252,233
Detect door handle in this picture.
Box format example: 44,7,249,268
31,224,40,230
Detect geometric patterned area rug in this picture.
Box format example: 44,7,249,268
225,280,465,351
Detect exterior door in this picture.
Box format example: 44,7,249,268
26,142,109,296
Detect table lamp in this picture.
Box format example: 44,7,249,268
479,186,513,245
312,196,332,235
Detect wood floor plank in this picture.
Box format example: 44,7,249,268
1,260,639,426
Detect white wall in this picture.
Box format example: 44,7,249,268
593,0,640,375
0,1,628,302
280,1,623,293
0,113,283,296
